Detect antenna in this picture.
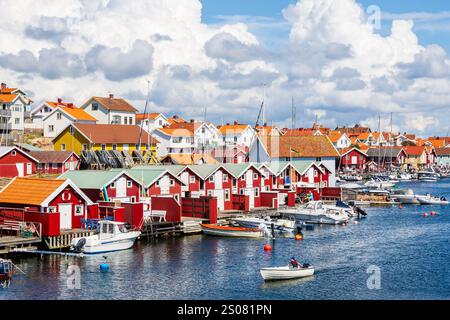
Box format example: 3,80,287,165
262,83,266,126
138,80,151,152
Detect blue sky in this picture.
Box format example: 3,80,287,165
202,0,450,52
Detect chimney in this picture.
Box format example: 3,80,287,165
109,93,114,99
233,121,238,125
67,103,74,108
226,123,230,126
190,119,195,124
173,115,179,119
57,98,62,104
1,83,6,91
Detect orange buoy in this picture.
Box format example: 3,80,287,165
264,243,272,251
295,234,303,241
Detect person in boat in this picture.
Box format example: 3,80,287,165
290,257,300,269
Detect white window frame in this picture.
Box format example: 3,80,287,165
225,189,230,201
61,144,66,151
223,174,228,182
74,205,84,217
189,175,195,183
47,206,57,213
127,180,133,188
110,182,116,189
11,150,16,156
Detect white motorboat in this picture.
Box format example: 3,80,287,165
71,221,141,254
322,201,357,218
390,189,420,204
260,265,315,281
418,171,439,182
416,195,449,205
364,178,395,189
279,201,349,225
232,216,296,233
398,173,413,181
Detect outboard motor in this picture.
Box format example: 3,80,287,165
73,238,86,253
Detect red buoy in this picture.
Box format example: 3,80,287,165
423,213,429,217
430,211,437,216
264,243,272,251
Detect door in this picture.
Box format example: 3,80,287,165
58,204,72,230
245,188,254,208
16,163,24,177
214,190,225,211
116,177,127,198
26,163,32,175
308,168,314,184
69,161,75,170
180,172,189,192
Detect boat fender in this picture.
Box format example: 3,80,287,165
99,263,110,272
263,243,272,251
295,234,303,241
423,213,429,217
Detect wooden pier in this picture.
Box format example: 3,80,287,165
45,229,95,250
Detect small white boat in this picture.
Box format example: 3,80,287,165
391,189,420,204
418,171,439,182
279,201,349,225
398,173,412,181
200,224,264,238
416,195,449,205
260,265,315,281
232,216,296,233
71,221,141,254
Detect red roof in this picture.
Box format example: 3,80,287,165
403,146,425,156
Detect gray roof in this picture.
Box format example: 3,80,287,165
58,170,131,189
366,147,404,158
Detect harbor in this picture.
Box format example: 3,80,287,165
1,179,449,299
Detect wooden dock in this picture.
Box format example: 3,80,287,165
0,236,41,255
45,229,95,250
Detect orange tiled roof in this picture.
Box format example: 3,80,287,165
403,146,425,156
0,93,18,103
136,113,163,122
260,135,339,158
61,107,97,121
218,124,250,134
282,129,316,137
427,139,446,148
69,123,159,145
328,131,344,143
357,132,372,140
158,127,194,137
167,117,187,124
91,96,138,113
0,178,66,206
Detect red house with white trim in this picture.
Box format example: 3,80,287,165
29,151,80,174
0,177,93,235
339,147,368,172
0,146,39,178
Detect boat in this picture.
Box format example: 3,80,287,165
390,189,420,204
200,223,264,238
70,220,141,254
231,216,296,233
0,258,14,288
416,195,449,205
398,173,413,181
364,177,396,189
260,265,315,281
418,171,439,182
279,201,349,225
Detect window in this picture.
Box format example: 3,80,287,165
135,144,140,150
127,180,132,188
52,163,58,169
253,173,258,180
61,144,66,151
69,126,74,135
74,205,83,216
11,150,16,156
189,175,195,183
65,162,69,169
170,179,175,186
47,207,57,213
207,190,213,196
45,163,49,169
174,194,179,202
234,137,238,142
173,137,182,143
314,170,318,177
112,144,117,150
239,188,244,195
112,115,121,124
48,125,54,132
156,180,160,186
37,164,42,170
255,187,259,197
82,144,88,151
209,175,214,182
225,189,230,201
233,179,237,187
130,196,136,203
316,157,322,162
101,144,106,151
223,174,228,182
240,175,245,181
92,103,99,111
129,117,133,124
57,112,62,120
110,182,116,188
124,117,128,124
15,118,20,124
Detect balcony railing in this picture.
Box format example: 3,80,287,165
0,109,12,117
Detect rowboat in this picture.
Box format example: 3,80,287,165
200,224,264,238
260,265,315,281
70,220,141,254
